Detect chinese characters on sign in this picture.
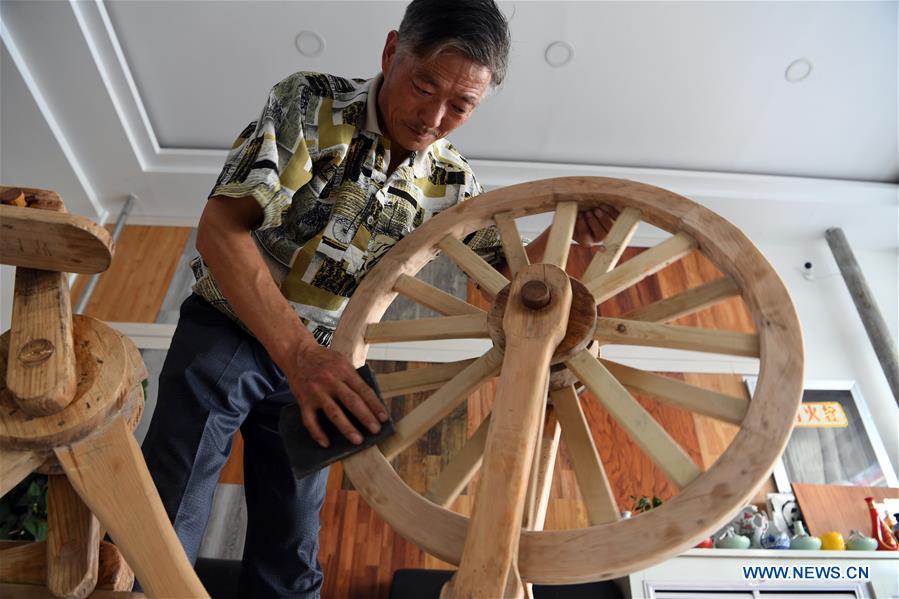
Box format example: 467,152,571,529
795,402,849,428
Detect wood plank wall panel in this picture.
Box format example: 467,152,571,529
71,225,192,322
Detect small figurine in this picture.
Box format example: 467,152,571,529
761,529,791,549
847,529,879,551
865,497,899,551
716,526,751,549
789,521,822,550
748,511,769,548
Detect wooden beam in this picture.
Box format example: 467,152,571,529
542,202,579,268
47,475,100,599
451,264,572,598
551,386,620,525
526,408,561,531
493,212,530,277
566,350,702,489
378,358,480,399
438,236,509,297
582,207,642,281
393,274,484,316
425,415,491,507
6,269,76,416
379,348,503,460
55,416,209,598
365,313,489,343
0,448,48,497
623,277,741,323
595,317,760,358
0,204,113,274
586,232,696,304
601,359,749,425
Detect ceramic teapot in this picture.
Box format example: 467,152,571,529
847,529,879,551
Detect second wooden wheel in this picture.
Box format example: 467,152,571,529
331,176,804,591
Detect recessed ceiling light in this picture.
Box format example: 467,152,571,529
296,31,325,58
785,58,813,83
544,41,574,68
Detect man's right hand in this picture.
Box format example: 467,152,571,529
286,342,389,448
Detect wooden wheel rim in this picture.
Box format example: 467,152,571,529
332,176,804,583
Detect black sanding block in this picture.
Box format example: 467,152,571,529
278,364,395,480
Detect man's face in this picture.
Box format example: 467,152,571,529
378,31,492,153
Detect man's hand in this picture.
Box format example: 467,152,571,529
572,205,620,247
286,343,389,448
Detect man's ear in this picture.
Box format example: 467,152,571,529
382,30,399,74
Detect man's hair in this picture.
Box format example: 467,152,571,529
397,0,511,86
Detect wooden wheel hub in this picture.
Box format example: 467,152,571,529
487,275,597,366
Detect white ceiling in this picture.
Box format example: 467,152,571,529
0,0,897,249
106,1,898,182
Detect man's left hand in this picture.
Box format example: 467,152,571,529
572,205,620,247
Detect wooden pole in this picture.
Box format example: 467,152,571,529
825,227,899,407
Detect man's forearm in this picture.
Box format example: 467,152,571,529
196,197,316,369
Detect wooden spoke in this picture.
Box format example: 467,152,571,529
394,274,484,316
525,408,561,531
378,358,480,399
601,359,749,425
438,236,509,297
0,447,49,497
595,317,760,358
47,475,100,599
551,386,620,525
566,350,702,489
493,211,530,277
425,415,491,507
624,277,742,323
542,201,579,267
586,232,696,304
365,313,489,343
582,207,642,281
379,348,503,460
55,416,208,598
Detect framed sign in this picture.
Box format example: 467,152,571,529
745,378,898,493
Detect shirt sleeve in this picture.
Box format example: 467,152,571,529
208,73,313,231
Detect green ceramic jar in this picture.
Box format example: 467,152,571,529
790,521,822,550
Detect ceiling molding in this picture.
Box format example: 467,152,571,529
70,0,895,246
1,17,107,222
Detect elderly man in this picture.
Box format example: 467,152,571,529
141,0,615,596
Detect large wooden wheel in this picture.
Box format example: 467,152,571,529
331,177,803,594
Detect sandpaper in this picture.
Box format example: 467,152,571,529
279,364,395,480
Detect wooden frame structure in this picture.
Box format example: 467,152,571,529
0,187,208,598
330,177,804,596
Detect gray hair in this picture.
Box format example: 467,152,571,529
397,0,511,86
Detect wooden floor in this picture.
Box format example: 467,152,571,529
72,225,775,598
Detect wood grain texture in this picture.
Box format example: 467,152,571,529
71,226,191,323
437,236,509,298
0,317,132,451
492,211,529,277
47,475,100,599
55,416,208,598
791,483,899,538
6,269,76,416
0,204,113,274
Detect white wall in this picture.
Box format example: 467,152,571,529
755,238,899,473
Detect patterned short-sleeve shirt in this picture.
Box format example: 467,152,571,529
192,71,500,346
